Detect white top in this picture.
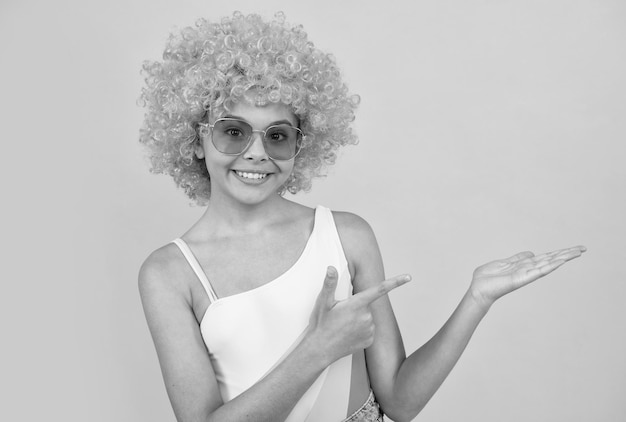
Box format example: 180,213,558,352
172,205,355,421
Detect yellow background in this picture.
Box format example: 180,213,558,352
1,1,624,421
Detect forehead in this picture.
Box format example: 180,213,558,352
220,102,298,127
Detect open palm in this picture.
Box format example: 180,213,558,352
470,246,586,308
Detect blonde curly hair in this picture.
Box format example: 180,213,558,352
139,11,360,205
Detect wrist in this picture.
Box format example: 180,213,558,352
465,287,494,314
300,328,334,369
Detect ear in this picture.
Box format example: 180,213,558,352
195,142,205,159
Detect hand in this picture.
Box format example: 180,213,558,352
306,266,411,365
469,245,587,308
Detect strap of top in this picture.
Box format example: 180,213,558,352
316,206,350,277
171,238,219,303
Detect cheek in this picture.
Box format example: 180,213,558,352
278,161,295,176
202,153,230,178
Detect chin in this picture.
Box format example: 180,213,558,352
209,171,289,206
236,192,281,207
228,185,284,206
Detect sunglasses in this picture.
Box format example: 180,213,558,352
199,118,304,161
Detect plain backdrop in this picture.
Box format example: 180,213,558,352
1,0,624,421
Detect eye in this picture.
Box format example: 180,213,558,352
266,126,291,142
213,119,251,139
225,127,244,137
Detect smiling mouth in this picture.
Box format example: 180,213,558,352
234,170,269,180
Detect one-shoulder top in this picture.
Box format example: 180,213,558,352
172,206,383,421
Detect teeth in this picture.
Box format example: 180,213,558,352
236,171,268,180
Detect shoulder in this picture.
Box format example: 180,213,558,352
331,210,377,243
138,243,190,304
331,210,383,282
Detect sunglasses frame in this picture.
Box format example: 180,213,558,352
198,118,305,161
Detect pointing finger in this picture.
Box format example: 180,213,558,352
353,274,412,306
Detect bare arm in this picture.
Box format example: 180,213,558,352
333,212,410,420
138,247,327,422
334,212,586,421
390,246,586,420
139,246,409,422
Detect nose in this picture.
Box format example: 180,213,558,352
242,132,269,161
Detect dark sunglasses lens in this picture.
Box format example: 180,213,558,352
264,126,301,160
212,120,252,154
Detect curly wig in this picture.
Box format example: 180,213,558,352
139,11,360,205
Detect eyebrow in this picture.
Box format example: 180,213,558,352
223,114,297,127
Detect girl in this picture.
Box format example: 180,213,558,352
138,12,585,422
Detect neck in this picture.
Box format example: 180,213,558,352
200,191,291,236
